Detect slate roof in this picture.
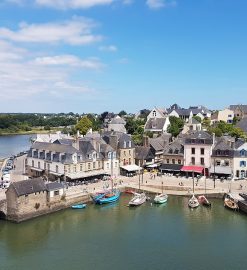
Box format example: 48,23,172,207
53,139,73,145
237,117,247,132
190,118,200,124
164,139,184,156
110,116,126,125
149,135,170,152
31,141,79,154
46,182,64,191
184,131,213,145
235,138,246,149
145,118,167,131
135,146,155,160
10,178,47,196
230,105,247,113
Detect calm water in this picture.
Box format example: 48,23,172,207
0,134,35,159
0,195,247,270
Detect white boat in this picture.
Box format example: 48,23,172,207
128,192,147,206
188,195,200,208
154,193,168,204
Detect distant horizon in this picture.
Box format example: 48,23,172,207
0,103,241,115
0,0,247,112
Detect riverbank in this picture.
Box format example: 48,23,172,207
0,127,63,136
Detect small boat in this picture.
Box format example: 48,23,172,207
128,192,147,206
154,193,168,204
224,194,239,211
188,195,200,208
94,189,120,205
198,195,211,207
71,203,87,209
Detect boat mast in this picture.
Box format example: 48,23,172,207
111,151,114,192
204,166,206,195
192,170,195,194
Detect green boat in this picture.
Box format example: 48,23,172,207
154,193,168,204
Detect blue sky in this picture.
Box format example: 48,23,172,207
0,0,247,114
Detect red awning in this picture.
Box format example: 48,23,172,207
181,166,204,174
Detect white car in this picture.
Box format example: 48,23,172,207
2,180,10,189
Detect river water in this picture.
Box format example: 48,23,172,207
0,195,247,270
0,134,35,159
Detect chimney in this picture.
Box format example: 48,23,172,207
143,136,149,147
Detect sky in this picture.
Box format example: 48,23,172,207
0,0,247,114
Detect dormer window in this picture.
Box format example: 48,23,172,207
240,149,245,157
153,110,157,117
169,149,173,154
129,141,131,148
123,141,127,148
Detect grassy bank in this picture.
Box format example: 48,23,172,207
0,127,63,136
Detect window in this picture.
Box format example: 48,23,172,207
201,158,204,165
80,164,83,171
124,151,126,156
115,162,118,168
56,165,59,173
200,148,204,155
166,159,170,164
88,163,91,170
129,141,131,148
38,162,40,169
178,159,181,165
98,161,101,168
172,159,175,164
68,167,71,173
64,166,67,173
216,160,221,166
129,158,131,165
129,150,131,155
236,170,239,178
153,110,157,117
32,160,34,167
123,141,127,148
93,162,96,169
191,148,195,155
191,157,195,165
47,164,50,171
240,150,246,157
54,190,59,196
225,161,229,166
44,163,46,170
240,161,246,167
107,163,109,169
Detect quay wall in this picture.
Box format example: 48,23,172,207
7,193,91,223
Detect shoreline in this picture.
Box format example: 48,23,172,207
0,128,62,136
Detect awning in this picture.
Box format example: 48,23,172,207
181,166,204,174
146,164,159,168
160,164,183,172
66,170,108,180
30,167,43,172
120,165,142,172
209,166,232,175
49,171,63,176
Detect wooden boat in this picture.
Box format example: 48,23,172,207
71,203,87,209
128,192,147,206
154,193,168,204
188,195,200,208
224,194,239,211
198,195,211,207
94,189,120,205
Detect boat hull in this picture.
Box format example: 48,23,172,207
95,191,120,205
128,193,147,206
224,199,239,211
154,194,168,204
71,204,87,209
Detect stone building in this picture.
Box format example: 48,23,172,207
106,115,126,133
6,178,49,222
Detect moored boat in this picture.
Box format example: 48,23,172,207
154,193,168,204
224,193,239,211
188,195,200,208
198,195,211,207
94,189,120,205
71,203,87,209
128,192,147,207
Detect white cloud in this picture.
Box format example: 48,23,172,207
122,0,133,5
0,17,102,45
0,40,101,100
33,55,104,69
99,45,117,52
35,0,114,9
146,0,177,10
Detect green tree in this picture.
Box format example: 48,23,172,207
167,116,184,137
119,110,127,117
192,116,202,123
75,116,92,135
